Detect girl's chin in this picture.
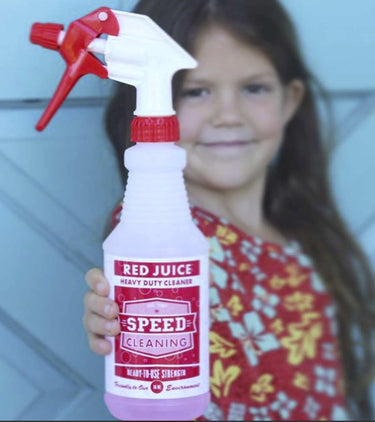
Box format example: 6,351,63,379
185,172,257,192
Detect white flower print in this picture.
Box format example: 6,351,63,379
321,342,336,361
311,271,326,293
240,239,262,263
303,396,320,419
268,250,287,264
209,236,226,262
248,406,272,421
314,365,336,397
210,261,228,289
296,252,314,268
203,401,224,420
252,285,279,318
251,266,267,282
225,249,236,267
209,287,231,326
227,402,246,420
324,305,339,336
283,240,302,257
229,312,279,366
270,391,297,419
331,404,351,421
231,272,246,294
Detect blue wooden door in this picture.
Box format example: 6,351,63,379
280,0,375,270
280,0,375,410
0,0,136,419
0,0,374,419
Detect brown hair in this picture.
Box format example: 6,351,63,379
104,0,375,418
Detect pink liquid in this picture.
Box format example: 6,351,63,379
105,391,210,420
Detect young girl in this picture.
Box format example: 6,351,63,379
82,0,375,419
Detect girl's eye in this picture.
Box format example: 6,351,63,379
180,88,209,98
244,84,270,94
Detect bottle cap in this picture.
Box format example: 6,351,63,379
131,116,180,142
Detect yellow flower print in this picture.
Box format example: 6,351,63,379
293,372,310,390
285,264,308,287
209,332,237,359
270,264,308,290
216,225,239,246
270,318,284,335
270,275,286,290
239,262,251,272
210,359,241,398
266,245,280,254
281,312,323,365
284,292,314,312
250,374,275,402
226,295,244,317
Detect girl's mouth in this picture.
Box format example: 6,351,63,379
196,140,256,158
198,140,255,147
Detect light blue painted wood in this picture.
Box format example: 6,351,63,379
0,360,39,420
0,106,123,240
281,0,375,90
0,307,92,420
0,104,123,419
2,0,374,99
0,0,137,100
120,0,139,11
0,104,123,376
329,105,375,232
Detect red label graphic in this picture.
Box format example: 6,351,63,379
119,298,196,358
120,312,196,334
113,260,201,385
115,366,200,381
114,260,200,278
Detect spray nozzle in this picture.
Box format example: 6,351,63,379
30,7,120,131
30,7,198,132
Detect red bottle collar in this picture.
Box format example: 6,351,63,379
131,116,180,142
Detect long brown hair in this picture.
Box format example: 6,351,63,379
104,0,375,418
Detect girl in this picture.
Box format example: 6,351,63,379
82,0,375,419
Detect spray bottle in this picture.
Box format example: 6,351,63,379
30,7,210,421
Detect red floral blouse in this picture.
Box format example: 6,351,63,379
111,203,349,421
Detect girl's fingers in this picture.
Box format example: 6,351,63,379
83,268,120,356
88,332,112,355
85,268,109,297
83,312,121,337
84,290,119,319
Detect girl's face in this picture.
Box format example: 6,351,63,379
176,24,304,194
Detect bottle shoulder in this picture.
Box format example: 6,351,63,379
103,220,209,258
125,143,186,172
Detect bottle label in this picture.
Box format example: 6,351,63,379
105,255,209,399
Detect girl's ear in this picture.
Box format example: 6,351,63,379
282,79,305,124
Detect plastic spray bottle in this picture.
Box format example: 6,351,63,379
30,7,210,421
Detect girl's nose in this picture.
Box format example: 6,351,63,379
211,93,244,127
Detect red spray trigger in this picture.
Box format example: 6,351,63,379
30,7,120,131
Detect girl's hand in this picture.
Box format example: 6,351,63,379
83,268,120,355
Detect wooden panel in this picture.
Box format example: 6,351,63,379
0,0,136,100
281,0,375,90
329,103,375,236
0,104,123,419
